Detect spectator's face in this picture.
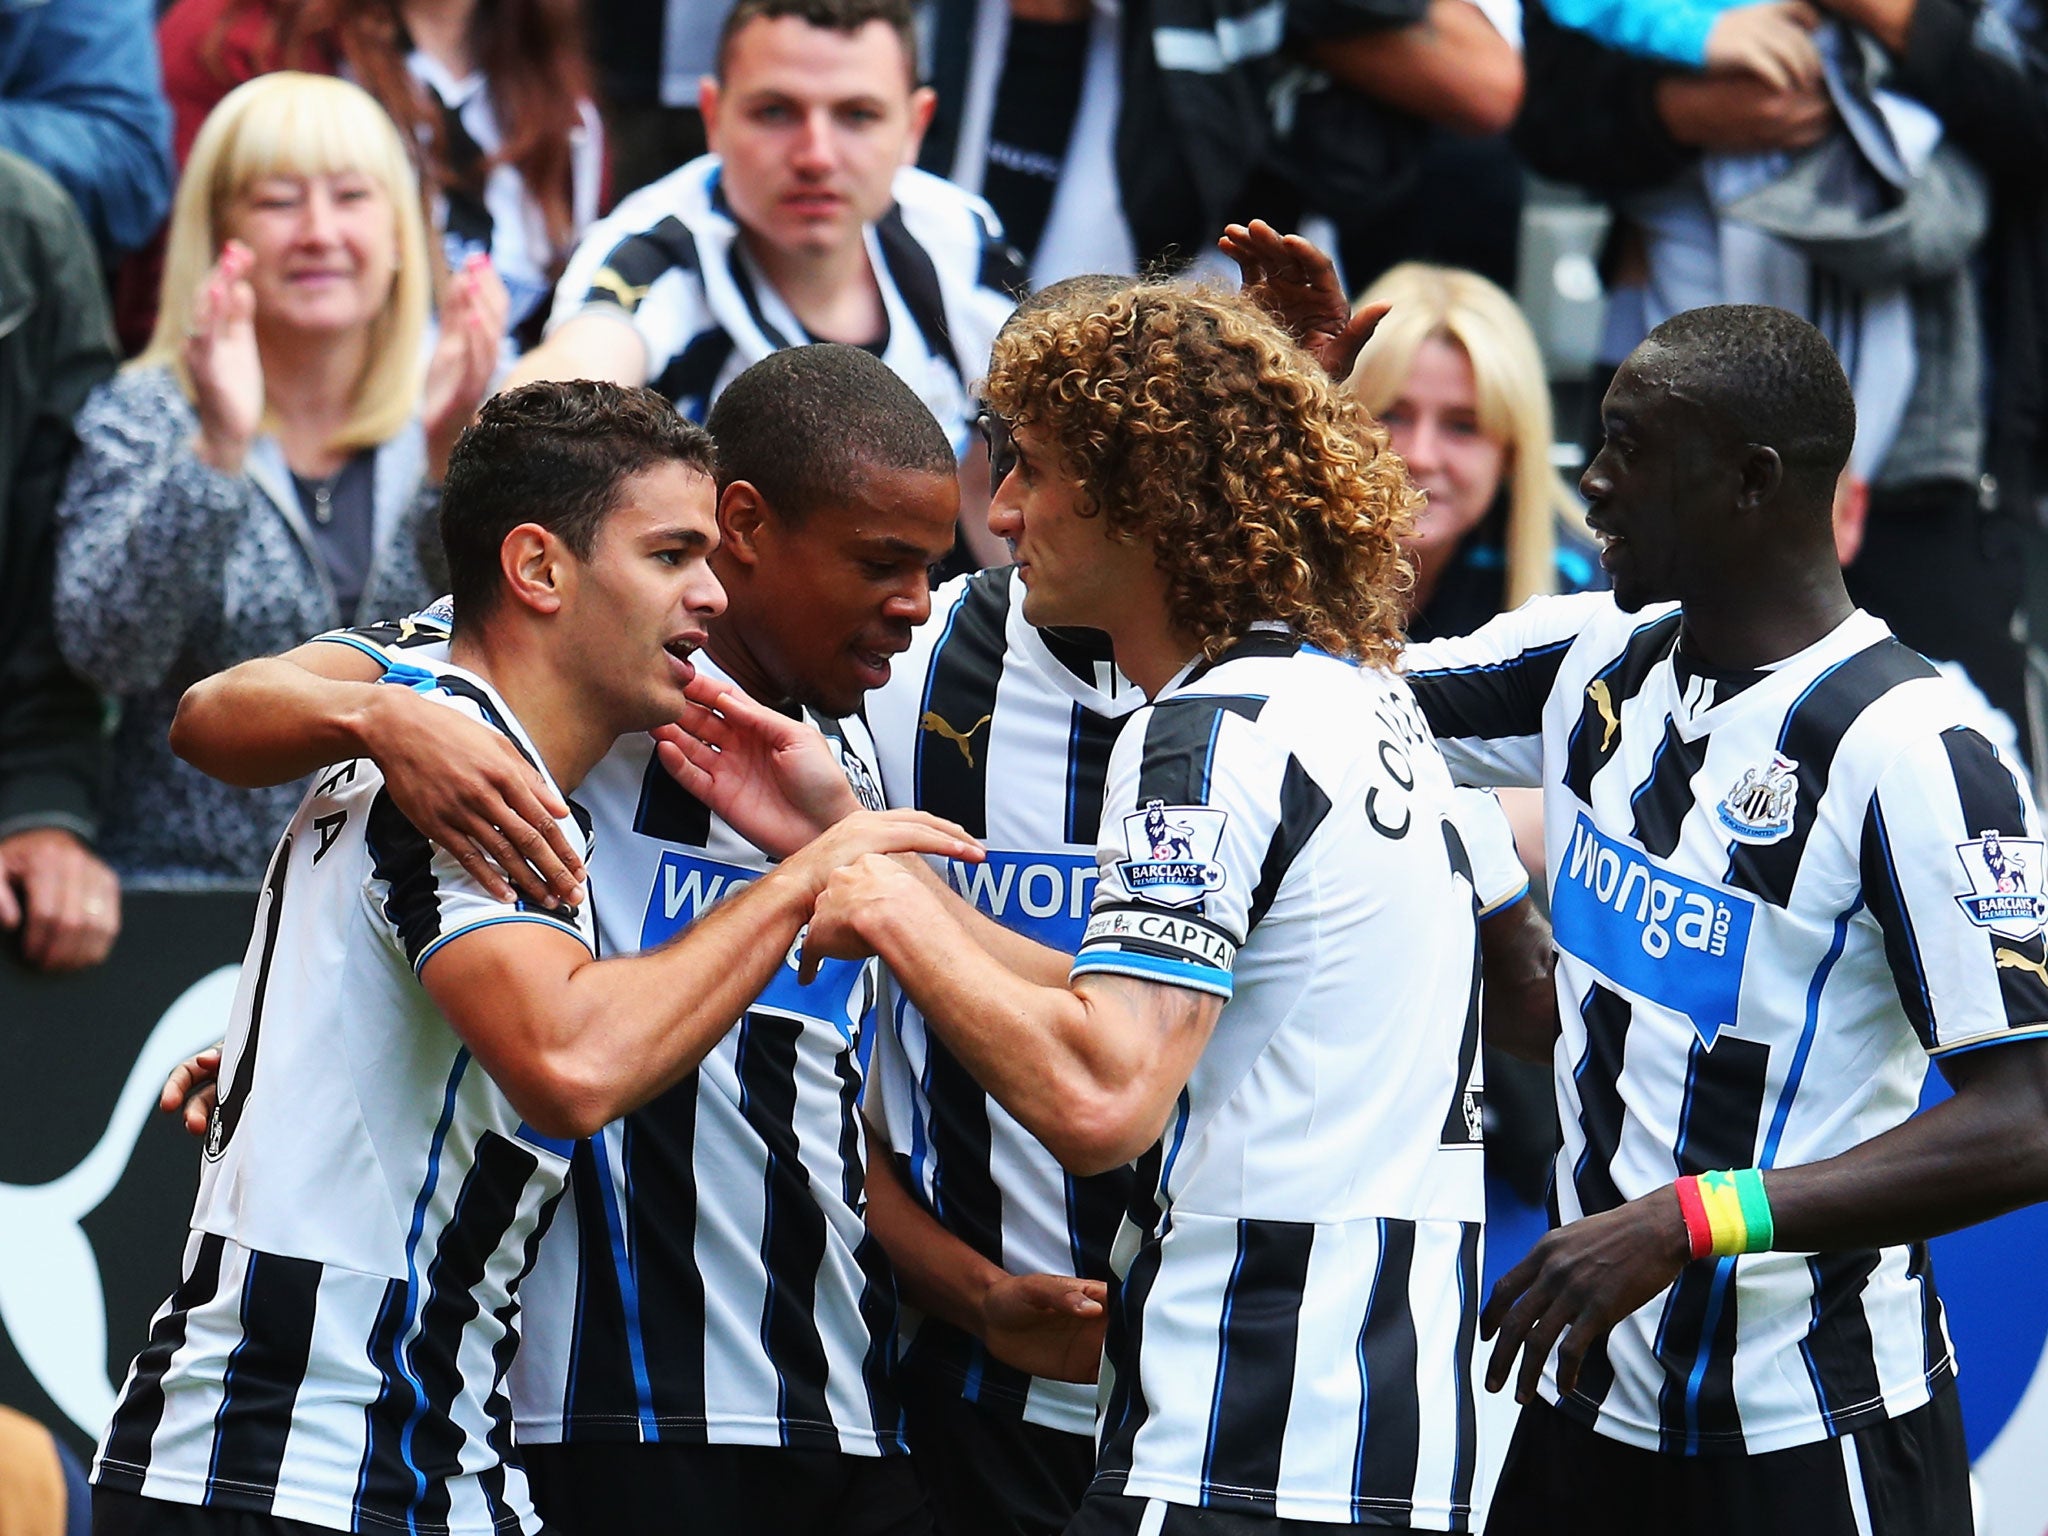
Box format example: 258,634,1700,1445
1378,336,1509,571
988,423,1139,633
1580,349,1720,612
702,18,935,261
562,462,727,731
715,463,957,718
223,170,398,339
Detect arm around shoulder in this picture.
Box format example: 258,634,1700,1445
498,309,649,393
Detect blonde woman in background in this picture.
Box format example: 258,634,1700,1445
54,72,503,883
1349,261,1603,643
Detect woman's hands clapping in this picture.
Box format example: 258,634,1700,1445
424,253,510,481
186,239,265,474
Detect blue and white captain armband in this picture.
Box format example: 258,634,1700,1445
1069,905,1239,999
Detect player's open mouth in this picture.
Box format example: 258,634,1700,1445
664,639,699,684
1590,526,1625,569
852,648,893,687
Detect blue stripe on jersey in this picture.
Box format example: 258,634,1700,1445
1863,797,1936,1042
589,1126,660,1441
393,1049,470,1534
1678,1259,1740,1454
1763,896,1864,1171
1071,948,1234,997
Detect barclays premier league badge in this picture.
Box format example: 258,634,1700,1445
1716,753,1800,844
1954,830,2048,940
1118,798,1229,909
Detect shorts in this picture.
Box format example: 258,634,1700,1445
1483,1387,1973,1536
520,1439,931,1536
1063,1494,1422,1534
92,1487,428,1536
898,1366,1096,1536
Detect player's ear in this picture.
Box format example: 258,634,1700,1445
500,524,569,615
1735,443,1783,514
903,85,937,164
716,481,770,569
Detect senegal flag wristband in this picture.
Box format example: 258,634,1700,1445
1674,1169,1775,1260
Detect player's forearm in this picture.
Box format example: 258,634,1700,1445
860,893,1164,1173
863,1138,1008,1336
1481,899,1562,1064
1756,1040,2048,1253
1306,0,1525,135
907,857,1076,987
171,656,392,788
498,311,647,394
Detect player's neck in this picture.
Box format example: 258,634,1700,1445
1104,610,1208,699
1678,562,1856,672
446,630,615,794
742,227,886,346
700,618,789,711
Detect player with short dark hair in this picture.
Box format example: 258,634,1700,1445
714,0,922,80
1403,305,2048,1535
95,379,976,1536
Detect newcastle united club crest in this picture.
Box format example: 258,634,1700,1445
1717,753,1800,844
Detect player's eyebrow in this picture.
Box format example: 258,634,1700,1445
854,535,941,560
648,526,713,552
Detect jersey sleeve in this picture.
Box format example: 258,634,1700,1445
1860,724,2048,1057
1402,592,1608,789
1070,696,1290,1001
1449,788,1531,917
313,597,455,665
547,207,709,381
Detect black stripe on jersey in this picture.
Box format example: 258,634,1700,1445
1135,696,1268,807
366,793,441,967
434,677,539,772
1652,1031,1771,1454
1569,983,1631,1219
587,215,700,313
633,748,714,848
971,207,1031,299
735,1015,838,1451
1245,757,1331,935
1629,717,1710,859
1905,1241,1951,1383
1202,1220,1314,1506
207,834,290,1160
563,1137,652,1435
1724,639,1937,908
875,205,965,377
835,1036,907,1444
917,568,1011,837
1179,630,1302,690
357,1278,420,1519
1563,613,1682,803
403,1131,541,1532
1800,1249,1885,1435
1438,819,1485,1150
1065,703,1121,847
1450,1222,1482,1524
1941,727,2048,1031
653,327,738,418
727,244,798,350
99,1232,230,1487
1094,1227,1169,1493
1066,1170,1126,1283
1352,1218,1420,1523
206,1251,322,1507
627,1087,712,1435
1407,636,1573,746
1862,796,1937,1049
1040,623,1113,686
475,1189,561,1528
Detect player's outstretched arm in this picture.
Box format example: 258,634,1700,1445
498,310,649,395
172,640,585,906
1481,898,1561,1064
1478,1037,2048,1406
805,854,1222,1174
863,1136,1107,1383
1220,219,1389,381
425,810,984,1139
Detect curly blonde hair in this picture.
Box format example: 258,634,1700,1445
984,282,1418,668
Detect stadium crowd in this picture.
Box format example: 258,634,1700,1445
2,0,2047,1532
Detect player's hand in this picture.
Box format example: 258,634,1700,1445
0,827,121,972
186,240,263,474
1655,68,1834,153
798,844,976,979
423,254,509,481
1480,1186,1693,1404
160,1045,223,1138
980,1272,1108,1383
654,673,865,859
364,682,586,906
1219,219,1388,381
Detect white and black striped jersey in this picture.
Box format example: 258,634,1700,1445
326,616,909,1458
1072,628,1490,1529
1405,594,2048,1457
862,567,1149,1436
547,155,1023,452
94,658,594,1536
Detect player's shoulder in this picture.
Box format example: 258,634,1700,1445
587,154,722,245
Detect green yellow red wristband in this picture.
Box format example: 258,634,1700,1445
1674,1169,1774,1260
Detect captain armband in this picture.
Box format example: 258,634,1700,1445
1069,904,1239,999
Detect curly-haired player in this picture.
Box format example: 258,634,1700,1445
797,282,1507,1533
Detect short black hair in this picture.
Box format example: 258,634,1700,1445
441,381,717,624
706,344,955,522
1640,304,1857,491
715,0,918,83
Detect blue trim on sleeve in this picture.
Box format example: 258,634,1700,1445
1071,948,1234,999
1479,882,1532,920
313,632,394,666
414,912,594,976
1928,1022,2048,1059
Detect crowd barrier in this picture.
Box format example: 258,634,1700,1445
2,890,2045,1531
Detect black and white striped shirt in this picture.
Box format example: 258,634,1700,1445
548,155,1023,452
864,568,1149,1435
1073,629,1490,1526
1406,594,2048,1456
328,618,908,1457
93,658,592,1536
